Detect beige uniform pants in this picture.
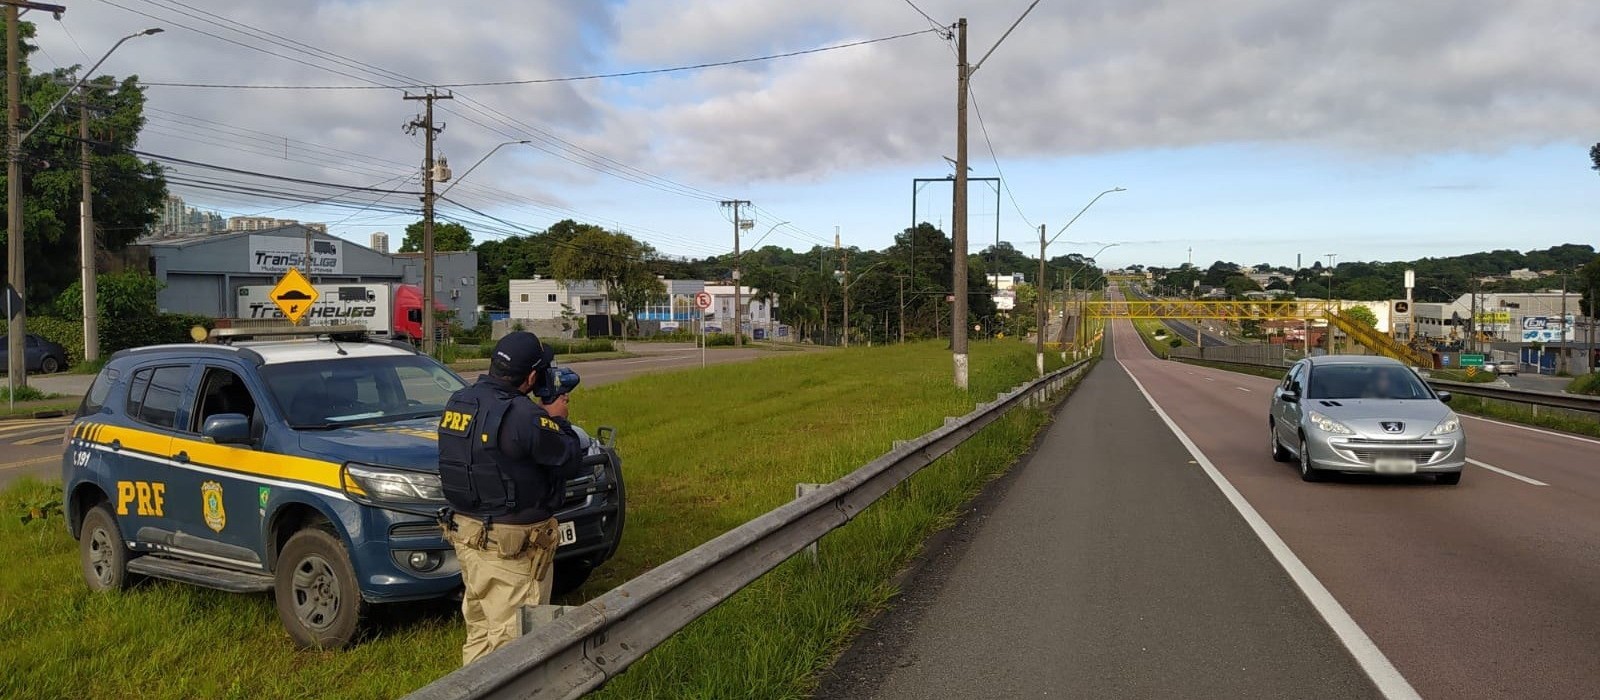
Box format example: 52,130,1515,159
445,514,560,665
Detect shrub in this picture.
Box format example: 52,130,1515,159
545,338,615,355
1167,338,1182,348
705,333,736,347
26,316,85,366
1567,373,1600,396
0,385,58,402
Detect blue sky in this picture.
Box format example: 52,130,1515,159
34,0,1599,273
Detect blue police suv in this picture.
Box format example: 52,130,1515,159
63,326,624,648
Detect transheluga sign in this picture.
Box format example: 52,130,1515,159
249,235,343,274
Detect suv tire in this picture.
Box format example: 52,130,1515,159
80,503,135,591
552,562,594,597
275,528,364,649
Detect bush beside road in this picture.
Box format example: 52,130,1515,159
0,340,1074,699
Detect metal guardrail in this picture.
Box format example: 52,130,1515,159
407,358,1097,700
1427,378,1600,414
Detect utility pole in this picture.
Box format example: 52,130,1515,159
720,199,750,347
1035,223,1045,375
1323,253,1337,355
1559,273,1569,374
7,1,25,386
79,89,99,361
950,16,970,389
897,274,906,343
404,90,451,355
840,230,851,349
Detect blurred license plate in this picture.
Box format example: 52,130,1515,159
1373,457,1416,475
557,521,577,547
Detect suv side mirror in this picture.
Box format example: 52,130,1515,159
202,413,254,445
1436,391,1452,404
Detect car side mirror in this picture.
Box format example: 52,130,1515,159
202,413,254,445
1436,391,1452,404
1279,390,1299,403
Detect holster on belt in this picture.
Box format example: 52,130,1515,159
495,526,531,558
531,520,560,580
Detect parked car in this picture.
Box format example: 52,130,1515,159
0,333,70,374
1268,355,1466,484
1489,360,1518,376
63,325,624,648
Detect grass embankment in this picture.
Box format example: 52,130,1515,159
1428,368,1498,384
1130,318,1184,359
1566,373,1600,396
1173,358,1287,381
1448,395,1600,440
0,340,1077,699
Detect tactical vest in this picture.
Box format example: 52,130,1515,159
438,382,525,517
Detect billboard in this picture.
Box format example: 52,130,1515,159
249,235,343,274
1520,315,1575,343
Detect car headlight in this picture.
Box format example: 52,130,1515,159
1308,411,1353,435
1431,414,1461,435
344,463,445,503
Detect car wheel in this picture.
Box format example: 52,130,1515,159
1270,422,1291,462
274,528,364,649
1437,471,1462,486
40,355,60,374
80,504,136,591
1298,436,1325,482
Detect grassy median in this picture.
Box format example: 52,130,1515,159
1,340,1076,699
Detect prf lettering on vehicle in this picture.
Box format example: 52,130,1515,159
117,480,166,516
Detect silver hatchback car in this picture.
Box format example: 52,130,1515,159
1269,355,1466,484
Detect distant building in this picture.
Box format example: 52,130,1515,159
1413,291,1581,343
226,216,326,233
370,232,390,254
988,272,1025,312
149,195,226,237
1507,268,1539,281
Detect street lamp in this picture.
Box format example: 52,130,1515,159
840,260,889,349
437,139,530,197
1036,188,1124,375
8,25,161,389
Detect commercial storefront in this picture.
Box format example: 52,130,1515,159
129,225,478,328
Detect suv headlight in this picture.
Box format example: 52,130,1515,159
1308,411,1353,435
1430,414,1461,435
344,463,445,503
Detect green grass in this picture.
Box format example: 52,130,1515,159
1566,373,1600,396
0,385,61,402
0,340,1073,699
1130,318,1182,358
1447,395,1600,440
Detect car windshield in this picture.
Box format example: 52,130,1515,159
1306,364,1432,400
260,354,466,428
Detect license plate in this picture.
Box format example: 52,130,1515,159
557,521,577,547
1373,457,1416,475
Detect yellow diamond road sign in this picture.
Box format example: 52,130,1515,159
271,268,318,324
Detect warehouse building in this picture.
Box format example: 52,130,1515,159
123,225,478,327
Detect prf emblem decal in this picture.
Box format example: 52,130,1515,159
202,481,227,532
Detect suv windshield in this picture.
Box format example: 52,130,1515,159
260,355,466,428
1307,364,1432,400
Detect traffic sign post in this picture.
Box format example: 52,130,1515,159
270,268,319,326
696,291,712,367
1460,354,1485,368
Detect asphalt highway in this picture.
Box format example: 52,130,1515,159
826,313,1599,697
1164,318,1230,347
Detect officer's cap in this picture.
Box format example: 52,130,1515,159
491,331,555,378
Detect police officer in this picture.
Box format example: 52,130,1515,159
437,331,583,665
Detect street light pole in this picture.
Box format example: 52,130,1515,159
436,139,530,198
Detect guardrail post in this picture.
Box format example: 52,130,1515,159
794,483,825,562
520,604,580,635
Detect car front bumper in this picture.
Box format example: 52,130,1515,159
1305,432,1466,475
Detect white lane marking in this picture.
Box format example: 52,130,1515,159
1461,415,1600,447
0,455,58,472
1466,458,1548,487
1204,377,1215,382
15,434,64,446
1236,387,1252,393
1115,341,1421,700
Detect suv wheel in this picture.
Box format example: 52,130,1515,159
552,561,595,597
274,528,364,649
80,504,136,591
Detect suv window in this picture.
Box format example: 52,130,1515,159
193,367,260,434
78,368,118,417
126,366,191,429
260,355,465,429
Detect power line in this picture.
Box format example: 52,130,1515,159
967,86,1035,229
137,28,945,90
900,0,950,35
